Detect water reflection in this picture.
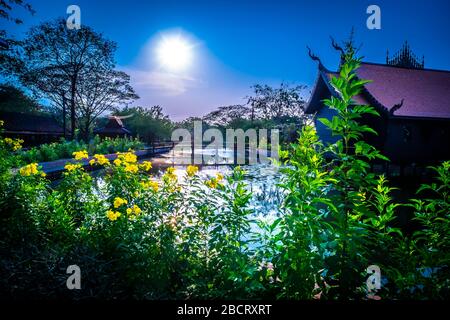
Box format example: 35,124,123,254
144,148,285,222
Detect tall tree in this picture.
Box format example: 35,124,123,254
203,104,250,127
247,82,307,120
76,69,138,140
20,18,117,139
0,84,41,114
0,0,34,25
0,0,34,79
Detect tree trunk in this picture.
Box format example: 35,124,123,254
84,116,91,142
70,75,77,140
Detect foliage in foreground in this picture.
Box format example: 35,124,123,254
18,135,144,164
0,53,448,300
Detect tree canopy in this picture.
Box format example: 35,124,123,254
113,106,173,143
19,18,137,140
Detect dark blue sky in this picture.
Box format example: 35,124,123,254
4,0,450,120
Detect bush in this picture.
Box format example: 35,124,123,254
18,136,144,163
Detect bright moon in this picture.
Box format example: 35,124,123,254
156,35,193,71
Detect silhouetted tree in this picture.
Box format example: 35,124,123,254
247,82,307,120
203,104,250,127
0,84,41,114
0,0,34,79
20,18,118,139
76,69,138,140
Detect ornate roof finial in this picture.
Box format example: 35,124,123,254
330,36,345,56
330,36,346,68
307,46,324,70
386,41,424,69
389,99,404,115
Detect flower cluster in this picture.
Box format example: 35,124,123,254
113,196,128,208
186,165,199,177
124,163,139,173
205,173,224,189
106,210,121,221
89,154,110,166
140,179,159,192
19,163,44,177
4,137,23,151
113,152,142,174
72,150,89,160
163,167,177,181
139,161,152,171
117,152,137,163
126,204,142,218
64,163,82,172
113,158,122,166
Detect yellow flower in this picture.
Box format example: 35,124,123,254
64,163,82,172
72,150,89,160
3,137,22,151
113,197,128,208
107,210,121,221
166,167,176,175
41,172,47,178
19,163,39,177
94,154,110,166
126,204,142,218
89,159,96,166
163,167,177,181
118,152,137,163
124,163,139,174
132,204,142,215
113,158,122,166
149,180,159,192
205,178,218,189
186,165,199,177
141,180,159,192
139,161,152,171
205,174,224,189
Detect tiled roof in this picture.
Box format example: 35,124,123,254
0,111,64,133
94,117,131,134
356,63,450,119
313,63,450,119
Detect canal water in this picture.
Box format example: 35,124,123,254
145,147,286,238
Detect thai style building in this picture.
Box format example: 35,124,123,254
305,42,450,177
94,116,132,138
0,111,64,146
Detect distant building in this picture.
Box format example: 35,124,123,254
94,116,131,138
0,111,64,146
305,42,450,176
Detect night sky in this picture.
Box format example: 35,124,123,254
3,0,450,120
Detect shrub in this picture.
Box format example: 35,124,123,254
18,136,144,164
